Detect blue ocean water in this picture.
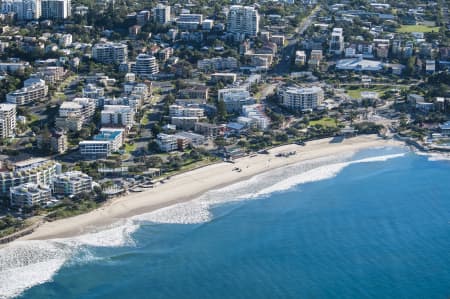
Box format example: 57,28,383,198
4,147,450,299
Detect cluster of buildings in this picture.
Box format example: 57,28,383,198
0,157,93,208
1,0,71,20
9,169,93,208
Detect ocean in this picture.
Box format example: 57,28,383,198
2,146,450,299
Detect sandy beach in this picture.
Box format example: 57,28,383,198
18,135,403,241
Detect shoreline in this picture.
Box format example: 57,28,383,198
15,135,403,242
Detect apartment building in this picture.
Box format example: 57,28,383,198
153,3,171,24
52,171,93,196
278,86,324,111
6,77,48,105
10,183,52,208
0,158,59,195
131,54,159,77
227,5,260,37
0,103,16,139
92,43,128,64
101,105,135,129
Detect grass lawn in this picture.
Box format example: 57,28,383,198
54,92,67,101
397,25,440,33
124,143,137,153
346,86,391,99
309,117,338,128
140,111,151,125
28,114,40,123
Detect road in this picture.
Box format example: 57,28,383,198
271,5,321,75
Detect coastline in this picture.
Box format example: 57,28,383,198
16,135,403,242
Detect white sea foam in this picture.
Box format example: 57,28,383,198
416,151,450,161
0,241,71,299
64,219,139,248
0,149,407,299
0,220,140,298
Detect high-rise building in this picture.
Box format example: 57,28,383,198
278,86,324,111
227,5,259,37
92,43,128,64
131,54,159,77
329,28,344,55
0,103,16,139
153,3,170,24
41,0,70,19
3,0,42,20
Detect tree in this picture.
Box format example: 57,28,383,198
145,156,163,168
38,128,52,153
216,100,227,121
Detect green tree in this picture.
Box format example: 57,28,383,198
216,100,227,121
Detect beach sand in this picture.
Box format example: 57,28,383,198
18,135,403,241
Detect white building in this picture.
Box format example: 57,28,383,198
2,0,42,20
10,183,52,208
92,43,128,64
0,62,30,73
52,171,93,196
79,141,111,157
218,88,255,113
0,103,16,139
175,131,205,146
176,13,203,30
132,54,159,77
153,3,171,24
6,77,48,105
202,19,214,30
329,28,344,55
56,98,95,131
42,0,71,19
82,84,105,101
197,57,238,72
59,98,95,123
156,133,178,152
36,66,65,84
278,86,324,111
169,105,204,117
101,105,135,129
336,56,384,71
425,60,436,73
241,104,270,130
80,128,124,158
295,51,306,65
227,5,260,37
0,158,59,195
59,34,72,47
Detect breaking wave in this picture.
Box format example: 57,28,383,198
0,149,407,298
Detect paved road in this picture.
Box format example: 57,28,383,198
271,5,321,75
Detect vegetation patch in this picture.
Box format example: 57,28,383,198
397,25,440,33
309,117,338,128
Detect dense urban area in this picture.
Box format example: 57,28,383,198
0,0,449,240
